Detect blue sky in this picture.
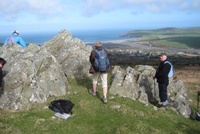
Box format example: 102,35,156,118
0,0,200,34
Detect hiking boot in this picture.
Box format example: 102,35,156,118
88,89,97,96
102,97,108,104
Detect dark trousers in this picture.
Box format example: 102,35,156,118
158,83,168,102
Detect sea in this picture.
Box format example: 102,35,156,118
0,29,133,45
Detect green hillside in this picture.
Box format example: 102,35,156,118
0,77,200,134
122,27,200,49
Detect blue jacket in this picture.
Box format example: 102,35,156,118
4,33,26,48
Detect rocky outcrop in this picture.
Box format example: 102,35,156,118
42,29,92,78
1,45,67,111
0,29,91,111
110,65,191,118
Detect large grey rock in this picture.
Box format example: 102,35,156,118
168,80,191,118
0,44,67,111
110,66,140,101
0,29,92,111
42,29,92,78
110,65,191,118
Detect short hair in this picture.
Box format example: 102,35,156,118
94,42,102,48
160,53,167,56
0,58,6,66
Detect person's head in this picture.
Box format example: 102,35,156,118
0,58,6,68
12,30,19,35
94,42,102,49
160,53,167,62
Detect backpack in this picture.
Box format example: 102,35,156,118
164,61,174,77
49,99,74,114
7,36,15,44
94,49,110,72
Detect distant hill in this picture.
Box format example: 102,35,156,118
122,27,200,37
157,27,177,31
121,27,200,49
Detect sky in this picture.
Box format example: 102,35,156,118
0,0,200,34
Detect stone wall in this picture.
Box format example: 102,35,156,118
107,48,200,67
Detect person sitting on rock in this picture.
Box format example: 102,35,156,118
4,30,26,48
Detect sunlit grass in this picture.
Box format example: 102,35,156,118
0,77,200,134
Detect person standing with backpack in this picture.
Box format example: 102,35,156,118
4,30,26,48
89,42,110,104
153,53,173,109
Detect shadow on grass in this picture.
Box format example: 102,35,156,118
92,91,103,103
74,76,91,90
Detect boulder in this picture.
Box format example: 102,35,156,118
110,65,191,118
0,44,67,111
0,29,92,111
42,29,92,79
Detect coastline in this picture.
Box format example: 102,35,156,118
86,39,200,56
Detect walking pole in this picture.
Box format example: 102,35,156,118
152,70,157,101
197,91,200,113
196,91,200,121
154,78,156,98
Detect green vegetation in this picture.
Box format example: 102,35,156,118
123,27,200,49
0,77,200,134
186,82,200,110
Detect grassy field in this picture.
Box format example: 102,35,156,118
124,27,200,49
0,71,200,134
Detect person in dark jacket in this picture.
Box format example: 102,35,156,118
0,58,6,87
154,53,171,109
88,42,110,104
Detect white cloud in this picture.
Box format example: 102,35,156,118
0,0,65,20
82,0,200,16
145,4,163,12
82,0,119,16
27,0,64,15
193,0,200,8
0,0,199,20
180,0,200,11
0,0,199,33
